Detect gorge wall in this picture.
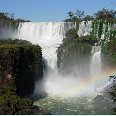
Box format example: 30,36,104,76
0,44,43,96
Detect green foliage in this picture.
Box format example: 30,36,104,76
65,28,78,39
94,8,116,20
83,15,94,21
68,11,74,20
75,9,84,19
0,39,32,45
65,8,116,22
76,35,97,45
0,39,44,114
0,40,43,96
101,38,116,67
0,77,29,114
0,11,30,33
0,11,30,22
57,34,92,75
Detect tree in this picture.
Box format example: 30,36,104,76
75,9,84,19
94,8,116,20
0,12,9,20
68,11,74,19
10,13,14,19
83,15,94,21
65,28,77,39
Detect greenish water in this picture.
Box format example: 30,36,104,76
34,96,116,115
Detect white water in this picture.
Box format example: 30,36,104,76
90,46,110,91
91,46,103,89
91,46,101,76
17,22,77,96
78,21,92,37
17,22,72,72
17,22,110,97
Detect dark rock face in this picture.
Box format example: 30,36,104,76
15,105,44,115
0,45,43,96
93,95,104,102
0,92,45,115
101,39,116,69
0,44,46,115
57,41,92,76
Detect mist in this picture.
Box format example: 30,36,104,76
13,22,114,99
0,27,16,39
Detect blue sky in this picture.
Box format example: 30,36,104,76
0,0,115,21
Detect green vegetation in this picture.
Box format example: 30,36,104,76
0,7,115,114
101,38,116,67
65,28,78,39
0,11,30,33
0,38,32,45
62,28,98,46
0,79,27,114
94,8,116,20
57,29,92,75
0,43,43,96
0,77,46,114
0,12,30,23
0,39,44,114
65,8,116,22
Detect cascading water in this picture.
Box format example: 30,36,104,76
90,46,111,91
16,21,110,96
90,46,103,89
15,21,115,114
78,21,92,37
91,46,101,76
17,22,72,73
17,22,73,95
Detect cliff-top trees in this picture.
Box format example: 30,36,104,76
94,8,116,20
75,9,84,19
65,8,116,22
68,11,74,20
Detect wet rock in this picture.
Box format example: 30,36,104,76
93,95,104,102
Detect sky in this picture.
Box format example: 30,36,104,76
0,0,116,22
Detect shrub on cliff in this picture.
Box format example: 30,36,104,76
76,35,97,45
57,34,92,75
0,38,32,45
0,78,28,114
65,28,78,39
101,38,116,66
94,8,116,20
0,78,45,115
0,43,43,96
0,39,45,114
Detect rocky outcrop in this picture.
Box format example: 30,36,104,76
101,38,116,69
0,78,47,115
0,44,43,96
57,35,92,76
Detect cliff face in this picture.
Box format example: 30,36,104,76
57,35,92,76
57,19,116,75
101,38,116,69
0,45,43,96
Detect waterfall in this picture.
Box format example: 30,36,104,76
78,21,92,37
17,22,72,73
91,46,101,76
90,46,107,89
16,21,114,96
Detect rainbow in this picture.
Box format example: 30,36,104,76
63,67,116,97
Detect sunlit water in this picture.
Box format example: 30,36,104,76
17,22,116,115
34,96,115,115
